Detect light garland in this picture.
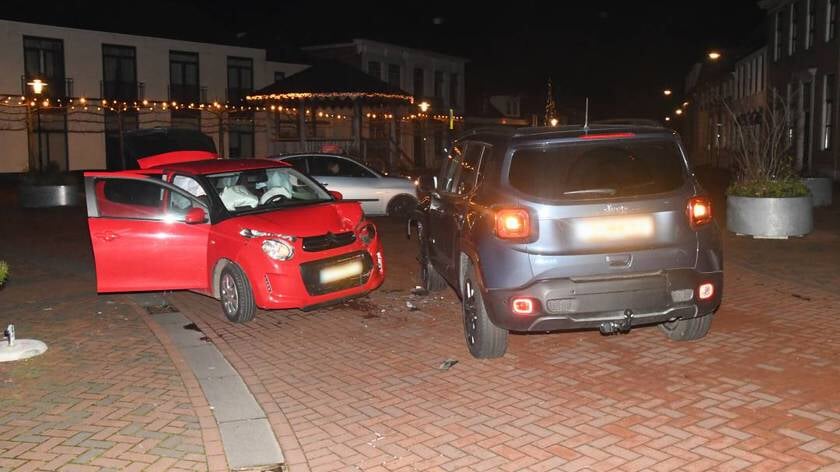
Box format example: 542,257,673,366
246,92,414,104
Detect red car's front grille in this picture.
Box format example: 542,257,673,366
301,231,356,252
299,251,373,296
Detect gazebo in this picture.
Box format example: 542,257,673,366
247,60,417,172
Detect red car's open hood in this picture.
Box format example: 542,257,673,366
137,150,218,169
232,201,364,238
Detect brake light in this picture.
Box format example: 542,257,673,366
580,132,635,140
495,209,530,239
687,196,712,229
512,298,537,315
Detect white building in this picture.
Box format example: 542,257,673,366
0,19,307,173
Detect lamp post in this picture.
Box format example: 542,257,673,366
26,79,47,171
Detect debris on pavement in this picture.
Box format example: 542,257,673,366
405,301,418,311
410,286,429,296
438,358,458,370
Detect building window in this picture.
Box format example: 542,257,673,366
388,64,401,89
28,109,68,172
104,111,139,170
828,0,837,41
169,51,200,102
227,56,253,103
368,61,381,79
102,45,137,101
171,109,200,130
23,36,65,97
823,74,835,150
274,71,286,82
449,73,458,107
806,0,815,48
790,2,798,55
434,71,444,99
413,67,424,98
775,10,783,60
229,112,254,159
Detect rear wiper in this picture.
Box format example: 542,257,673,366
562,188,617,196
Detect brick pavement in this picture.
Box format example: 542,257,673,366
171,219,840,472
0,207,219,472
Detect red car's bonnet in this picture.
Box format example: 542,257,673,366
230,201,365,237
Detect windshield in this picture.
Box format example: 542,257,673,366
508,138,686,200
206,167,332,214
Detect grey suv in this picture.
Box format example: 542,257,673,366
412,125,723,358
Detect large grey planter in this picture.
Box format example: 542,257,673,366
18,184,82,208
727,195,813,238
801,177,833,207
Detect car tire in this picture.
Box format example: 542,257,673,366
219,264,256,323
462,263,508,358
420,259,448,291
387,195,417,219
659,313,713,341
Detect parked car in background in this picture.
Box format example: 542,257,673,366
411,125,723,358
84,151,384,322
270,153,418,218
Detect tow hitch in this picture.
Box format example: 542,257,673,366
599,309,634,335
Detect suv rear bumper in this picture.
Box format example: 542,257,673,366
482,269,722,332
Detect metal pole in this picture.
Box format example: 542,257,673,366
36,106,43,171
118,111,126,170
218,112,225,158
298,100,307,150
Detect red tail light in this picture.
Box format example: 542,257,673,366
697,282,715,300
580,132,635,140
495,209,531,239
687,196,712,229
512,298,538,315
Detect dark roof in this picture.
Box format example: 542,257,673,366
461,124,675,143
250,60,412,103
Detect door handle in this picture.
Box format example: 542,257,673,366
319,182,329,186
606,254,631,268
95,231,119,242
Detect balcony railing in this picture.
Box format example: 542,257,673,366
101,80,145,101
21,75,73,98
168,84,207,103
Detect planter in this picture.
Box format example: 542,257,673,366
801,177,833,207
18,184,82,208
727,195,813,238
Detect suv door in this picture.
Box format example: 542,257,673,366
84,173,210,292
307,155,381,214
428,142,487,280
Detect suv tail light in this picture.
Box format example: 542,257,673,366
687,196,712,230
495,209,530,239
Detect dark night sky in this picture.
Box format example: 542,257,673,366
3,1,764,120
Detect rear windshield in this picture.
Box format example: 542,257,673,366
508,138,686,200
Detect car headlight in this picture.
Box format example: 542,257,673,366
262,239,294,261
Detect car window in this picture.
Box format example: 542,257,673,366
172,174,210,208
455,144,486,195
308,156,375,178
440,144,464,192
284,156,308,173
508,138,686,200
205,167,331,213
95,178,200,221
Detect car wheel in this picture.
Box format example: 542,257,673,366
420,258,448,291
659,313,713,341
387,195,417,219
462,263,508,358
219,264,256,323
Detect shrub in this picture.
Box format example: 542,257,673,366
0,261,8,286
727,178,810,198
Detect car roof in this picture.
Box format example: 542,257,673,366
160,158,290,175
272,153,349,159
460,124,676,144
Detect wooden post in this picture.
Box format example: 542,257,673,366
352,100,362,156
389,113,398,172
118,111,127,169
217,111,225,158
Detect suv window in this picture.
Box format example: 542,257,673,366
441,144,464,192
508,139,686,200
455,144,486,195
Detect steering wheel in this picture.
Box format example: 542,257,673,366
263,194,289,205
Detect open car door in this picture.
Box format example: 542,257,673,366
84,172,210,293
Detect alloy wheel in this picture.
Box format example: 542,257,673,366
464,279,478,345
221,272,239,315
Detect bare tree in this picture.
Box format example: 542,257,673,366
722,88,796,183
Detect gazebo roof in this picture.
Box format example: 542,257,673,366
247,60,414,105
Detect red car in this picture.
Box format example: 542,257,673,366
83,151,385,322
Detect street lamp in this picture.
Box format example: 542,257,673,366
27,79,47,95
708,51,722,61
675,108,683,116
549,117,559,127
418,101,431,112
663,89,672,96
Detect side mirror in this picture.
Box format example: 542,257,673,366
329,190,343,201
184,207,207,224
418,175,436,192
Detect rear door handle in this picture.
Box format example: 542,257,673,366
606,254,632,268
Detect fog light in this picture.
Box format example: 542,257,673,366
698,283,714,300
512,298,537,315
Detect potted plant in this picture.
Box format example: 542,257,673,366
724,90,813,238
0,261,8,287
18,161,82,208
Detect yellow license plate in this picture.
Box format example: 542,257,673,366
319,259,364,284
575,215,655,241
